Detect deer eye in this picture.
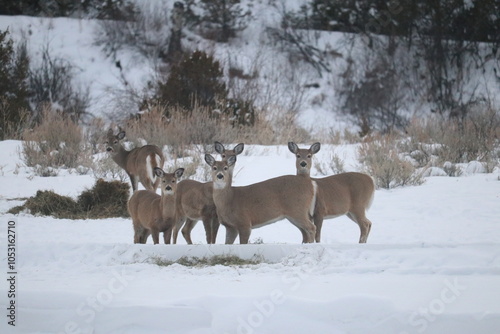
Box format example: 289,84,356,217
307,154,311,158
113,140,118,144
296,154,300,158
224,166,228,171
222,154,226,158
213,166,217,171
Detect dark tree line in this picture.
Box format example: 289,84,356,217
309,0,500,45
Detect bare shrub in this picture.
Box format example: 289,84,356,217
29,45,90,122
125,103,310,155
315,152,345,175
0,98,30,140
91,156,128,183
358,134,424,189
21,107,93,176
83,117,108,154
94,1,169,60
404,105,500,171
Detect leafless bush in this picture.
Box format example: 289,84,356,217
315,153,345,175
403,105,500,171
0,98,30,140
84,117,108,154
21,107,93,176
94,1,170,60
358,134,424,189
124,103,311,157
29,45,90,122
91,156,128,183
226,50,308,116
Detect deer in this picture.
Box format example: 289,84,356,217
204,153,317,244
288,142,375,243
128,167,184,244
105,128,165,192
172,142,244,244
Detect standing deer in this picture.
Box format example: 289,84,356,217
128,167,184,244
172,142,244,244
204,153,317,244
105,128,165,192
288,142,374,243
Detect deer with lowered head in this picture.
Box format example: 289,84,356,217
105,128,164,192
204,153,317,244
288,142,374,243
128,167,184,244
172,142,244,244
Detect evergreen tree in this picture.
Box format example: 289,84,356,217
158,50,227,112
0,30,31,140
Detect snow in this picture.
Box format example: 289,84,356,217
1,139,500,334
1,4,500,333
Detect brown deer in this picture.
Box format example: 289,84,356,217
172,142,244,244
105,128,164,192
204,153,317,244
288,142,374,243
128,167,184,244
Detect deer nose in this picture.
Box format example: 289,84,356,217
166,185,172,191
217,173,224,180
106,147,113,152
300,161,307,167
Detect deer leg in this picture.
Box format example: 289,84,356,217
297,226,308,244
128,174,139,192
151,228,160,244
163,227,173,244
288,217,316,243
152,176,160,192
201,217,214,244
138,228,149,244
313,214,324,243
172,218,184,244
182,219,196,244
145,178,154,192
224,225,238,244
347,212,372,244
238,227,252,244
133,222,145,244
211,218,220,244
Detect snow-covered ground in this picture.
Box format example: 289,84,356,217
1,140,499,334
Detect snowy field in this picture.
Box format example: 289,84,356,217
0,140,499,334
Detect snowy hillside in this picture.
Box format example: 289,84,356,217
0,2,351,132
1,139,500,333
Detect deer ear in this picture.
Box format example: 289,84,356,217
227,155,237,167
214,141,225,154
205,154,216,166
288,142,298,154
175,168,184,178
117,131,126,140
153,167,164,177
310,142,321,154
233,143,244,155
